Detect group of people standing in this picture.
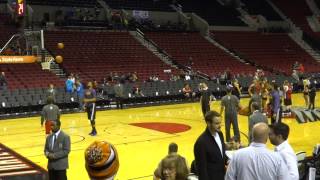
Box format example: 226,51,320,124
193,110,298,180
191,74,315,180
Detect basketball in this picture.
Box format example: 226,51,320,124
85,140,119,179
57,42,64,49
55,55,63,63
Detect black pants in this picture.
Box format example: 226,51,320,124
309,95,315,109
86,104,96,121
225,113,240,142
271,108,282,124
116,97,123,109
49,169,67,180
201,103,210,118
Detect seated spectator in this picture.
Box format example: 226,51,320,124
46,83,57,102
153,74,159,81
185,73,191,81
182,84,195,99
131,72,138,82
132,86,144,97
85,140,119,180
0,72,7,89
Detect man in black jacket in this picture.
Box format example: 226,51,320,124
194,110,228,180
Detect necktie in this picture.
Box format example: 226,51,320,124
51,134,56,150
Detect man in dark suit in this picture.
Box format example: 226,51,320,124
248,102,268,143
194,110,228,180
44,120,71,180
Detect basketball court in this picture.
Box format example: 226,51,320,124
0,93,319,179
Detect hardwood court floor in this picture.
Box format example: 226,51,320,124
0,93,319,180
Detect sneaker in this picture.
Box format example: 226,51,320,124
91,131,97,136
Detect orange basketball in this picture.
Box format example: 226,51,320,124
55,55,63,63
57,43,64,49
85,140,119,179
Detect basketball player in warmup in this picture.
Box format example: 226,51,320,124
41,96,60,135
84,82,97,136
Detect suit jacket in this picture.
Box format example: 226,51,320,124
44,130,71,170
248,111,268,142
194,128,227,180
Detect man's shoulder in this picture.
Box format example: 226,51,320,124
195,130,209,143
60,131,70,138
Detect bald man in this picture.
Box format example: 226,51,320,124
225,123,289,180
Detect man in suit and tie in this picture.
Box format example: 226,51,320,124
44,120,71,180
194,110,228,180
248,102,268,143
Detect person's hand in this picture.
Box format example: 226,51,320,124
47,153,55,159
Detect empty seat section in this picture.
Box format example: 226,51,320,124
145,32,256,77
213,31,320,74
0,64,64,90
44,30,176,81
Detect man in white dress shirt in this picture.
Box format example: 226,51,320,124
225,122,289,180
269,122,299,180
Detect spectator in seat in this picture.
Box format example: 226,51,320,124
132,86,144,97
0,72,7,89
46,84,57,102
131,72,138,82
182,83,195,100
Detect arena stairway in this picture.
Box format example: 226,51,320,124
0,143,48,180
